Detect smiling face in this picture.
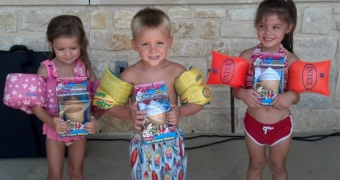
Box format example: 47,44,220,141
256,14,293,52
131,27,173,67
49,36,81,65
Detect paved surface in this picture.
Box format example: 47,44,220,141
1,132,340,180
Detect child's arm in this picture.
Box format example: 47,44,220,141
107,105,133,119
178,104,203,117
232,87,247,100
87,67,97,82
233,87,261,108
273,90,300,110
85,67,103,133
88,67,104,120
273,53,301,109
30,65,68,134
103,66,136,120
289,91,300,105
86,107,103,134
92,109,104,120
167,103,203,126
285,91,300,105
107,103,146,133
31,106,53,126
30,106,67,133
233,49,262,107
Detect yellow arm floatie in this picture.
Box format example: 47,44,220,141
93,68,133,109
175,66,211,106
175,66,204,96
93,87,117,109
180,84,211,106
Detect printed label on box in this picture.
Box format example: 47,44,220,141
56,77,90,137
253,52,285,106
134,81,177,145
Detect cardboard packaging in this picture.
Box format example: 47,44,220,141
253,52,285,106
57,77,90,137
134,81,176,145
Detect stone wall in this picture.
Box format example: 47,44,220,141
1,1,340,134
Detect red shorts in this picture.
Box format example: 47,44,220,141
244,112,293,146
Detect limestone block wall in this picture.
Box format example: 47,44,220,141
1,0,340,134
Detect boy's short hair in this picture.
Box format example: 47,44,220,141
131,7,171,39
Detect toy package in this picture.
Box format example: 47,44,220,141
134,81,176,145
253,52,285,106
56,77,91,137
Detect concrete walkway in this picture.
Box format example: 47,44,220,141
0,132,340,180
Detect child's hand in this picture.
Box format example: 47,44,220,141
167,104,180,126
85,116,99,134
241,89,262,108
273,92,293,110
51,117,68,134
131,102,146,132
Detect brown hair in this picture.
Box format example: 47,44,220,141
131,7,171,39
46,15,91,75
255,0,297,53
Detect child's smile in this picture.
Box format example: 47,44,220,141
132,28,173,66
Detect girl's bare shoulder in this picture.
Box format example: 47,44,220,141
285,50,299,66
239,46,257,62
87,67,97,81
37,64,48,77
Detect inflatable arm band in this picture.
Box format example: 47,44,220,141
288,60,331,96
207,51,248,87
3,73,47,114
175,66,211,105
179,84,211,106
93,68,133,109
175,66,204,96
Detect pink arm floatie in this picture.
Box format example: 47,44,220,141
3,73,47,114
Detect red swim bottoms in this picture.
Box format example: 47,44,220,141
244,112,293,146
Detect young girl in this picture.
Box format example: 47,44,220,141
31,15,102,180
233,0,300,179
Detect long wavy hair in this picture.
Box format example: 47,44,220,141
255,0,297,53
46,15,91,73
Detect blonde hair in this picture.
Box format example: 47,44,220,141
131,7,171,39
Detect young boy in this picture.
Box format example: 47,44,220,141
94,7,211,179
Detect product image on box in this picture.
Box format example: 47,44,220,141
134,81,176,145
57,77,90,137
253,52,285,106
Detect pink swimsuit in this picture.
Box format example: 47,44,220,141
42,59,87,144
